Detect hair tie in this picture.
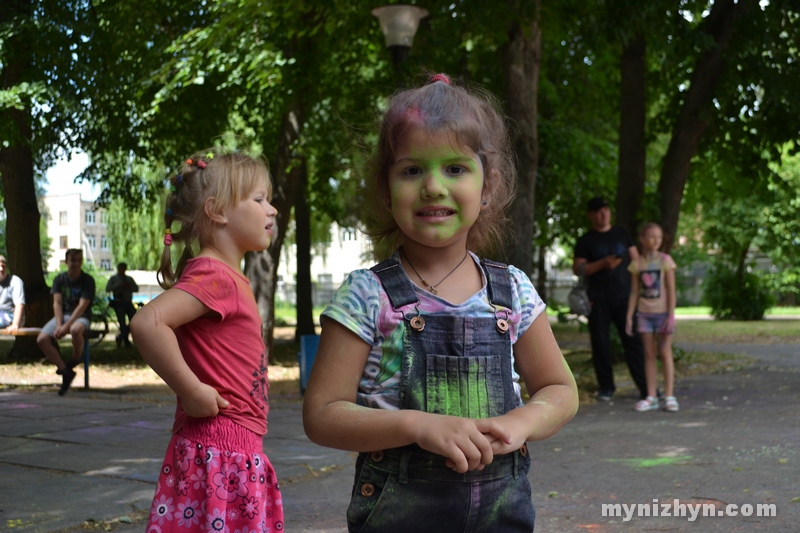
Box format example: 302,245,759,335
176,174,183,184
206,152,214,159
164,228,173,246
166,207,174,216
186,158,193,165
430,73,451,85
170,185,176,192
197,160,207,169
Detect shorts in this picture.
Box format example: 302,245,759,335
148,416,284,533
0,310,13,328
636,312,676,335
41,315,92,336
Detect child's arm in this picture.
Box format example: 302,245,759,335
663,265,677,331
625,270,639,337
130,289,228,418
488,313,579,456
302,319,512,473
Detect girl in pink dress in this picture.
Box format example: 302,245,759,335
131,150,284,532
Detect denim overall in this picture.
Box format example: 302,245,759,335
346,257,535,533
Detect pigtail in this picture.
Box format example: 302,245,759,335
157,174,183,289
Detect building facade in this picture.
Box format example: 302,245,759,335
42,194,114,273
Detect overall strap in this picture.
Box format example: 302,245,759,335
481,258,513,309
371,258,419,310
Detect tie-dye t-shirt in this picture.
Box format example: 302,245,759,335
628,252,677,314
321,251,546,411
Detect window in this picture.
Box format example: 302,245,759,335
100,259,112,270
59,211,68,225
101,235,109,250
85,210,95,225
98,211,104,225
340,227,357,241
59,236,68,249
87,234,96,249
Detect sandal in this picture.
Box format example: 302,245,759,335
634,396,659,412
664,396,679,412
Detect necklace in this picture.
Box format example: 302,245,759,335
401,248,469,296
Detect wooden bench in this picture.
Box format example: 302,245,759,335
1,326,95,389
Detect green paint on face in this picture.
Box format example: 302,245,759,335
609,455,694,469
387,128,485,248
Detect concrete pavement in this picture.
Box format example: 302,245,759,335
1,341,799,532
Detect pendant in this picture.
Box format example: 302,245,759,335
410,316,425,332
428,286,438,295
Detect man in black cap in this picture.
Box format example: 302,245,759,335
573,197,647,401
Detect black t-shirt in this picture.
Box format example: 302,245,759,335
51,271,96,320
574,226,635,301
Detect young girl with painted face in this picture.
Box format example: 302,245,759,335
130,150,283,532
302,74,579,532
625,222,679,412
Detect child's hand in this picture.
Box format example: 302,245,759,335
181,383,229,419
659,313,676,335
414,414,511,473
625,316,634,337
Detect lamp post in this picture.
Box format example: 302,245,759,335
371,4,428,71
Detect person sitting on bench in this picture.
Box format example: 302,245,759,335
37,248,96,396
0,255,25,333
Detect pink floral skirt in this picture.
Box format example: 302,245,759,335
147,416,284,532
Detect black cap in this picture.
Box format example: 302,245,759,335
587,196,609,212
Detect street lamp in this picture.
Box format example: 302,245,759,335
371,4,428,71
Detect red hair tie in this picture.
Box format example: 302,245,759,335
430,73,451,85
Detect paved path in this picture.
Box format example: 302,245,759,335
1,341,798,532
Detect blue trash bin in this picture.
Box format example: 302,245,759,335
298,334,320,394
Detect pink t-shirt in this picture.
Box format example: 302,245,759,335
172,257,269,435
628,253,677,314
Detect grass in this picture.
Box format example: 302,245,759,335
675,306,800,316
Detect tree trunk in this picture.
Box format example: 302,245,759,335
0,0,52,360
244,106,302,357
535,244,547,303
294,157,315,340
615,33,647,238
501,1,541,276
657,0,755,251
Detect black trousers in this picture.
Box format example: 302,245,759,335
587,298,647,398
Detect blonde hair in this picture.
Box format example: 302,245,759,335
157,149,270,289
362,73,516,260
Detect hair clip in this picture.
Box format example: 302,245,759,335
206,152,214,159
166,207,174,216
197,160,207,169
170,185,176,192
430,73,451,85
186,158,193,165
176,174,183,184
164,228,173,246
